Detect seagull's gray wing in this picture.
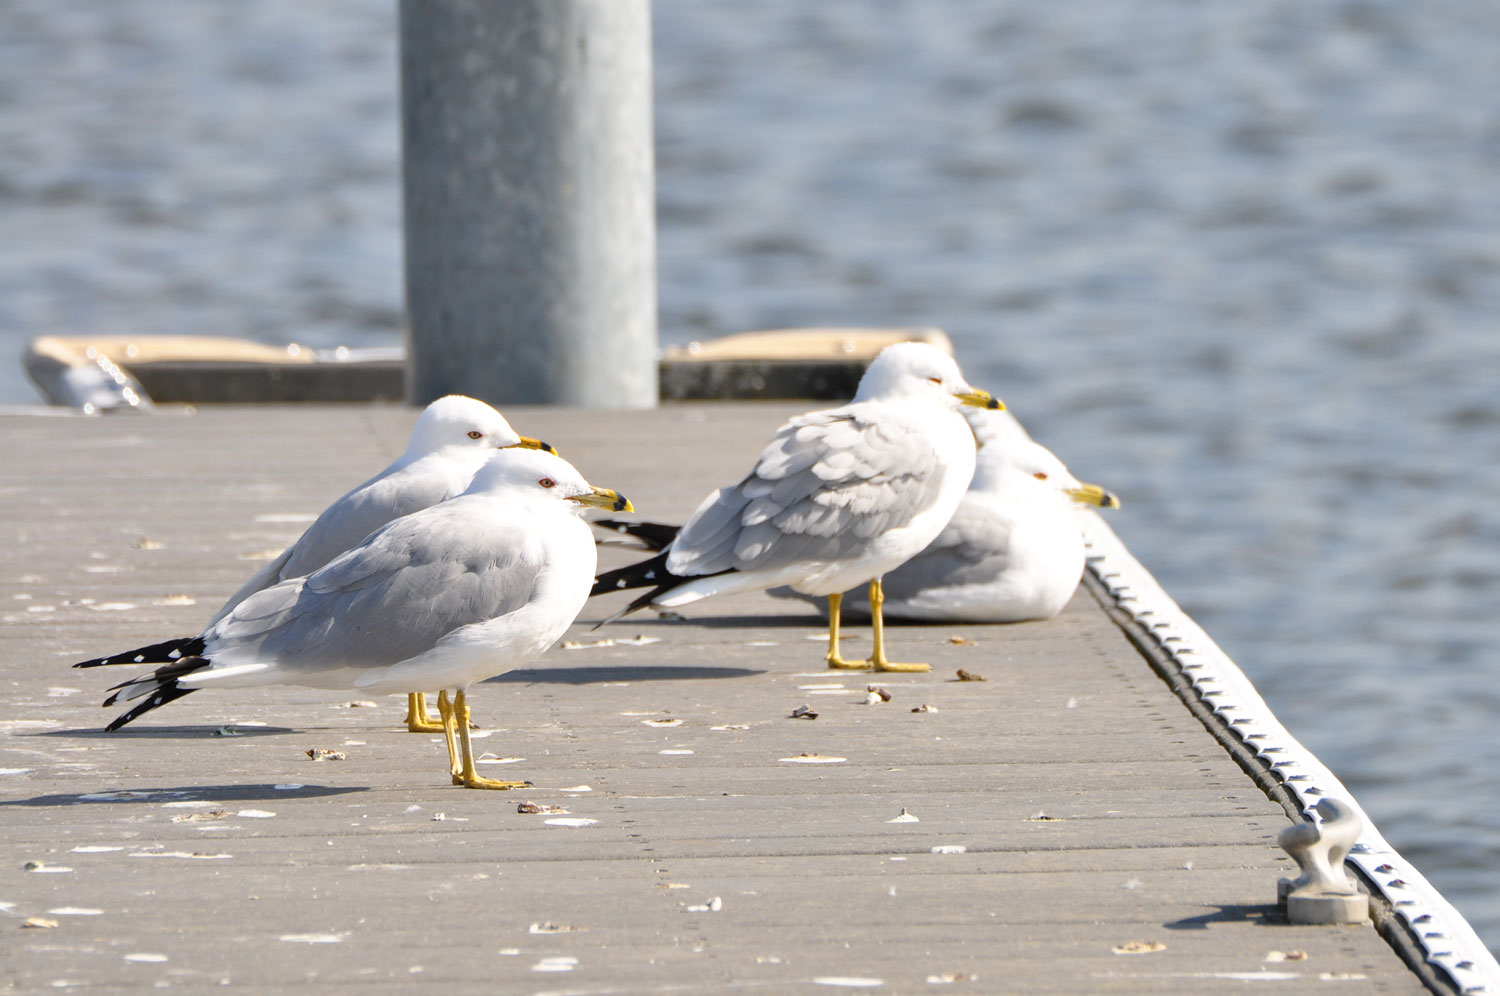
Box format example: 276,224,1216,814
207,546,294,627
879,497,1016,601
278,465,454,578
208,463,451,626
210,501,545,671
668,407,949,576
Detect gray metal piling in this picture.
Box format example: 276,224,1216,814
399,0,658,408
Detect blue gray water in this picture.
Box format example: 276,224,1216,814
3,0,1497,953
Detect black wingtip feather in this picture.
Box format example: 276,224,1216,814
590,550,675,598
95,655,212,730
74,636,206,669
104,682,199,732
592,519,681,552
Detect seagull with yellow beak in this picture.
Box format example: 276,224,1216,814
75,449,631,790
591,341,1000,672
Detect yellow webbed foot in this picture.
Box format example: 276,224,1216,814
864,578,931,672
456,772,532,791
450,689,533,791
405,692,445,733
869,658,931,673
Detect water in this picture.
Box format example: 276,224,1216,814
3,0,1497,953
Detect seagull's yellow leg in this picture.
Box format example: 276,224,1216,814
453,689,531,791
405,692,444,733
825,592,867,670
436,690,463,782
867,578,930,673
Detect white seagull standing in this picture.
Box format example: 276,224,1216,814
591,342,1001,672
772,408,1120,622
74,449,631,790
95,394,555,734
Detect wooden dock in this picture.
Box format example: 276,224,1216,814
0,403,1445,993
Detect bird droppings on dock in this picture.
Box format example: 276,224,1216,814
887,809,919,824
1112,941,1167,955
563,638,616,650
518,802,568,815
1264,950,1308,962
812,977,884,988
779,754,846,763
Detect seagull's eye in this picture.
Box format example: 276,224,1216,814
467,430,483,440
1033,471,1049,481
538,477,556,489
927,376,942,385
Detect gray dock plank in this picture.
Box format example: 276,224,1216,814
1,405,1426,994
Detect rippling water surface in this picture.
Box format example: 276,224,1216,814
3,0,1497,953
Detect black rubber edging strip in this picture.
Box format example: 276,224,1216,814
1081,566,1460,996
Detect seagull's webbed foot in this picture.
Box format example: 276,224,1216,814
867,656,931,673
405,692,445,733
822,592,873,671
451,689,532,791
867,578,930,673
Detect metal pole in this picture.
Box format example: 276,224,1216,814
400,0,658,408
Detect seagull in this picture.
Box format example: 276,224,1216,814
99,394,554,734
590,342,1001,672
74,449,631,790
771,408,1120,622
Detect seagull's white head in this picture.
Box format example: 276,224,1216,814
465,449,633,513
852,342,1003,412
978,432,1120,509
406,395,555,458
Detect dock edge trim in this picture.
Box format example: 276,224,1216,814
1081,516,1497,996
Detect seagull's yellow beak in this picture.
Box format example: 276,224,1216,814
509,436,558,456
954,388,1003,411
569,488,633,513
1065,483,1121,509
